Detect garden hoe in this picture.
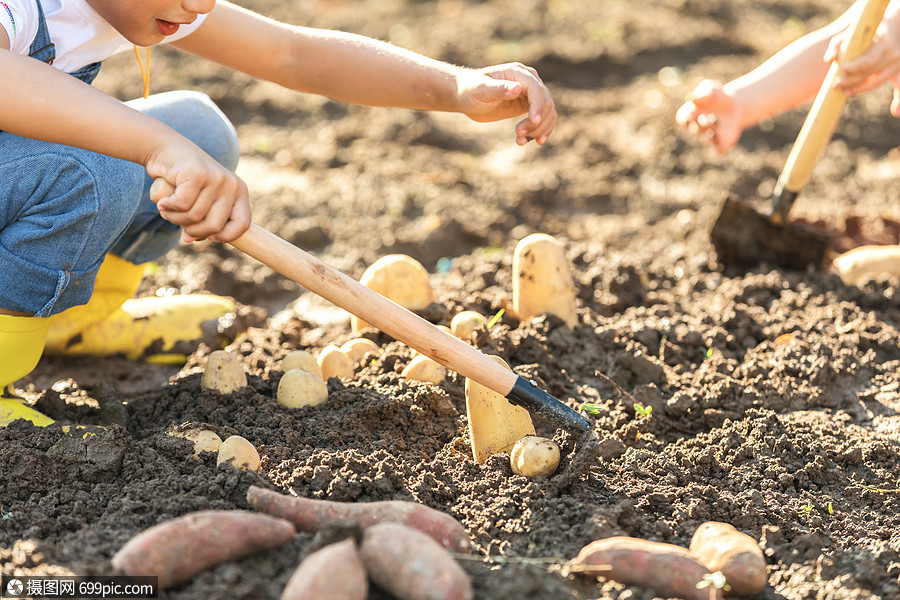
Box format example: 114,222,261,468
151,181,598,463
711,0,889,270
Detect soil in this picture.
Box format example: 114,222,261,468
3,0,900,599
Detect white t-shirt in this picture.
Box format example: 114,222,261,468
0,0,206,73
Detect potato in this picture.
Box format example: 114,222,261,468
339,338,380,364
450,311,486,342
401,354,446,384
247,485,472,553
167,427,223,458
281,538,368,600
832,244,900,286
277,368,328,408
512,233,578,328
216,435,260,471
201,350,247,393
112,510,296,589
566,537,721,600
281,350,323,379
510,435,560,477
317,345,355,380
351,254,435,332
360,523,473,600
689,521,767,596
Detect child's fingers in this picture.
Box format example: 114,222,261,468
209,200,252,243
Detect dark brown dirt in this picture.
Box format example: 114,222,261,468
4,1,900,599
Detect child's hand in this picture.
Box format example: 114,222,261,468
830,2,900,116
675,79,745,153
146,142,251,243
455,63,557,146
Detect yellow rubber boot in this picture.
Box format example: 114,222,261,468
45,254,236,362
0,314,53,427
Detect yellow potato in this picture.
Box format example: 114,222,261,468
200,350,247,394
318,345,355,380
217,435,260,471
351,254,435,332
167,427,223,458
281,350,323,379
339,338,381,364
832,244,900,286
277,368,328,408
510,435,560,477
450,311,486,342
512,233,578,328
400,355,446,384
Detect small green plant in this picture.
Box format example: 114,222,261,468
486,309,505,330
696,571,731,592
580,403,603,415
801,501,815,517
0,506,12,520
633,402,652,417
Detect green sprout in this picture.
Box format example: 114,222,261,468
827,502,834,515
696,571,731,592
0,506,12,520
486,309,505,330
801,501,815,517
580,403,603,415
633,402,652,417
704,346,714,359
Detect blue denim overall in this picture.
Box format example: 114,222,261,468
0,0,240,317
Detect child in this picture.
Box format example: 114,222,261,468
676,0,900,153
0,0,558,422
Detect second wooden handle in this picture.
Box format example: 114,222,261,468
777,0,890,195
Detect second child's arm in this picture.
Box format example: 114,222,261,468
172,2,555,145
0,49,250,242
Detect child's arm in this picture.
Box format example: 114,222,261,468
171,2,555,146
0,49,250,243
676,10,851,153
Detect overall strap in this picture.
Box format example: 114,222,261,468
28,0,101,84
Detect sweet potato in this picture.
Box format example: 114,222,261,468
112,510,296,589
247,485,471,553
689,521,767,596
281,538,368,600
360,523,473,600
566,537,722,600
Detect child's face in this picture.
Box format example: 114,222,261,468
86,0,216,46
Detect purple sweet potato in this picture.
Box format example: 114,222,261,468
247,485,472,553
112,510,296,589
689,521,768,596
360,523,472,600
566,536,723,600
281,538,368,600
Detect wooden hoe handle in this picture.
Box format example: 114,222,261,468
149,178,593,435
773,0,890,214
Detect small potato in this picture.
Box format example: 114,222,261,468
832,244,900,286
689,521,767,596
167,427,223,458
450,311,486,342
401,355,446,384
277,368,328,408
281,350,323,379
201,350,247,394
510,435,560,477
217,435,260,471
318,345,355,380
512,233,578,328
339,338,380,364
352,254,435,332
